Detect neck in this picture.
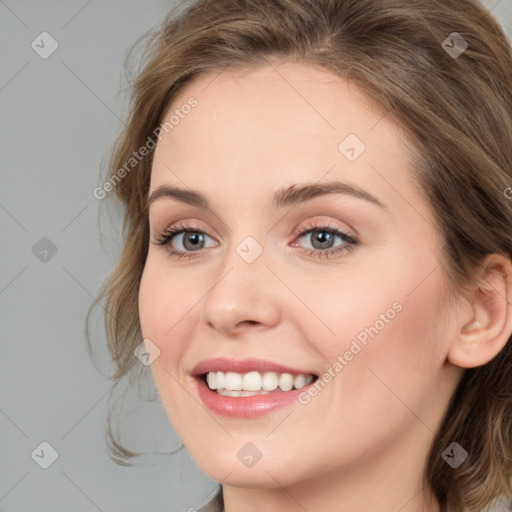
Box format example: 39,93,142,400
222,427,441,512
223,472,440,512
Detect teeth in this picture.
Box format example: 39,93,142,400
206,372,216,389
294,374,306,389
205,371,315,393
279,373,294,391
225,372,242,390
217,389,271,397
262,372,278,391
242,371,261,391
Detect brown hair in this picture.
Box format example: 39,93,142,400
87,0,512,510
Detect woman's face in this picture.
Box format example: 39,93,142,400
139,61,464,492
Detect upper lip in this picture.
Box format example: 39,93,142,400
191,357,318,377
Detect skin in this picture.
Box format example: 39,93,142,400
138,60,512,512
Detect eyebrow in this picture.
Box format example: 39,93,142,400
146,180,387,212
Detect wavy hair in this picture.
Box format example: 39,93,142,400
87,1,512,510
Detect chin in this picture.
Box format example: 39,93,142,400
189,444,309,489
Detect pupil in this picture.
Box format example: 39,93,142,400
313,230,334,249
184,232,203,250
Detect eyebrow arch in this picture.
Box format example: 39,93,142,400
272,181,386,210
146,180,387,212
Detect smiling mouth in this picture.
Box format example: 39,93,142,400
201,370,318,397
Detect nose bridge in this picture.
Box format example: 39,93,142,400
200,231,281,334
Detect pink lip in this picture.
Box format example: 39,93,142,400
191,357,316,377
191,357,318,419
194,375,317,419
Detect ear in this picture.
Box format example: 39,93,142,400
447,253,512,369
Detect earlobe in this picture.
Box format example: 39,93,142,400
447,253,512,369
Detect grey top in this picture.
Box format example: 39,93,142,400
197,486,224,512
193,486,512,511
193,485,512,512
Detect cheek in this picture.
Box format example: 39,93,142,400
330,269,446,430
311,251,446,410
138,263,193,423
138,262,194,388
303,268,406,361
138,260,194,349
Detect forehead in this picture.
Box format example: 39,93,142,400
149,61,421,214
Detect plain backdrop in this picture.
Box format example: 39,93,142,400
1,1,511,511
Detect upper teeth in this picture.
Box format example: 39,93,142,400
206,371,314,392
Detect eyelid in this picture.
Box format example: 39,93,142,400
292,217,356,240
151,218,217,239
151,220,216,247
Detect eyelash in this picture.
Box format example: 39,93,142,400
152,220,358,260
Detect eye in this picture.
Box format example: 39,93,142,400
292,221,357,258
152,221,216,259
152,220,358,260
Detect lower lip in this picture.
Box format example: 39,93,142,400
195,376,315,418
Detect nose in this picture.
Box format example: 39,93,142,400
200,242,282,336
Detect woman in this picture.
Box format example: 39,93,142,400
89,0,512,510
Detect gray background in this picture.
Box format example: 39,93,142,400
1,1,511,511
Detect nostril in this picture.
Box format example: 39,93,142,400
236,320,259,328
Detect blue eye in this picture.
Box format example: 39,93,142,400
152,221,357,260
292,222,357,258
153,221,215,258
